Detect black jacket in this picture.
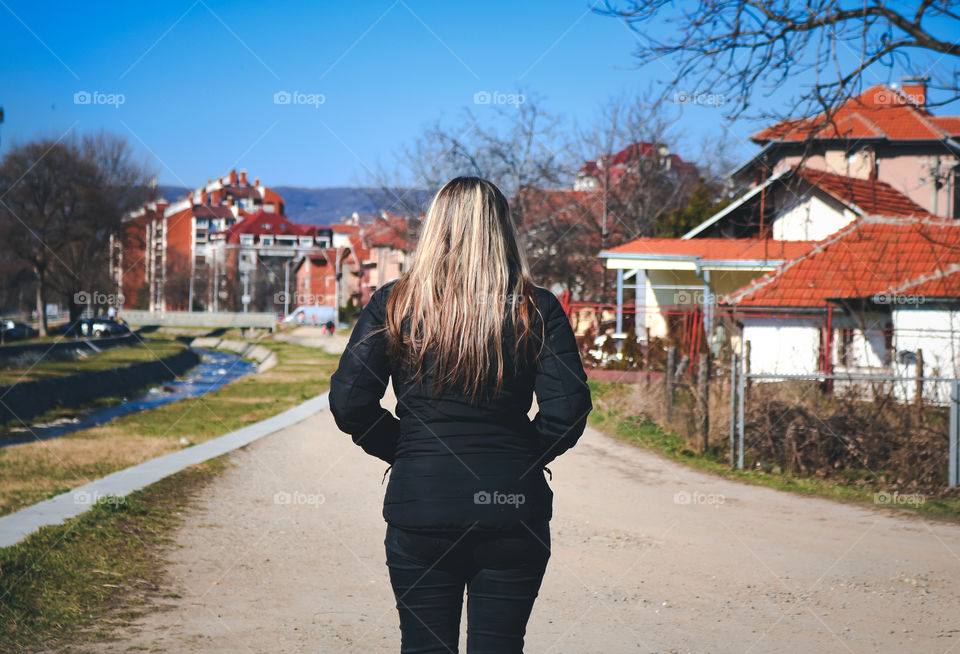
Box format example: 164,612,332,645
328,279,593,531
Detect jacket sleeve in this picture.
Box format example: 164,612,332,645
531,291,593,466
328,289,400,464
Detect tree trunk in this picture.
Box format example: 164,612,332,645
34,266,47,337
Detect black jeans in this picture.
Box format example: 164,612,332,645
384,520,551,654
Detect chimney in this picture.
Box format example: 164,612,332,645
212,189,221,204
900,75,929,107
254,177,260,187
218,176,223,185
240,169,247,185
229,169,238,185
201,189,208,204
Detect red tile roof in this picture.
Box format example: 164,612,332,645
725,216,960,307
752,84,960,142
794,168,933,218
363,215,413,250
217,210,316,243
885,264,960,299
192,205,236,219
603,238,816,262
578,142,698,181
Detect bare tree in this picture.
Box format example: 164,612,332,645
51,131,153,320
0,132,153,333
598,0,960,124
368,93,579,289
567,93,701,300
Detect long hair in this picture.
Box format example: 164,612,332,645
379,176,544,405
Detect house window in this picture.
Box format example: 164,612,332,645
261,236,273,246
300,237,313,246
837,328,855,367
240,234,254,246
883,324,894,366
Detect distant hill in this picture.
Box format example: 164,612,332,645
155,185,428,225
274,186,430,224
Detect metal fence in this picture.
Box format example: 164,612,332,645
727,359,959,487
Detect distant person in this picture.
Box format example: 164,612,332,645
329,176,592,653
324,319,335,335
107,306,116,320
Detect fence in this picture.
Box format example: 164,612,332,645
120,310,277,330
728,362,960,488
589,344,960,490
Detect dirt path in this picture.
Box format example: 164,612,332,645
86,384,960,654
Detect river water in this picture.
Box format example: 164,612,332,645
1,347,256,446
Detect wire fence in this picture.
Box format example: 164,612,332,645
586,344,960,493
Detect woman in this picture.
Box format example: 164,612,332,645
329,176,593,653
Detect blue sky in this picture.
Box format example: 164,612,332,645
1,1,952,188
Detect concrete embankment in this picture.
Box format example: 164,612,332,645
190,338,278,371
0,347,200,426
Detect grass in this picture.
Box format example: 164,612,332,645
0,334,340,651
588,379,960,523
0,338,188,385
0,336,339,517
0,456,228,653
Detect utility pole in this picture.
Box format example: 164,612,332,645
284,259,291,317
188,252,195,312
335,247,344,323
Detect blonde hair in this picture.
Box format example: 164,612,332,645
381,176,544,405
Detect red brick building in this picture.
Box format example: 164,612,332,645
117,169,320,312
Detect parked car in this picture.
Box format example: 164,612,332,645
87,318,131,337
284,305,337,325
0,320,38,342
62,318,131,338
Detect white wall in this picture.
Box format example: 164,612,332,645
892,306,960,404
772,194,857,241
742,317,822,375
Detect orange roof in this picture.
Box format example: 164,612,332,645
794,168,933,218
885,264,960,299
752,84,960,142
602,238,816,262
725,216,960,307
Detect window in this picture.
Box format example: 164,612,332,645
240,234,254,246
300,237,313,246
883,324,894,366
261,236,273,246
837,328,855,367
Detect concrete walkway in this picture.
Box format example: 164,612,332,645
83,381,960,654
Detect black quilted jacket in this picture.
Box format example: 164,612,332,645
328,279,593,531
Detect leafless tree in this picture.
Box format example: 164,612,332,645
0,131,153,333
598,0,960,125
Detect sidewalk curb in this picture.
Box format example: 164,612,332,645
0,392,329,549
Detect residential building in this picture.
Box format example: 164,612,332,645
724,215,960,401
598,79,960,352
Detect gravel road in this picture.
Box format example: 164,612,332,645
87,383,960,653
